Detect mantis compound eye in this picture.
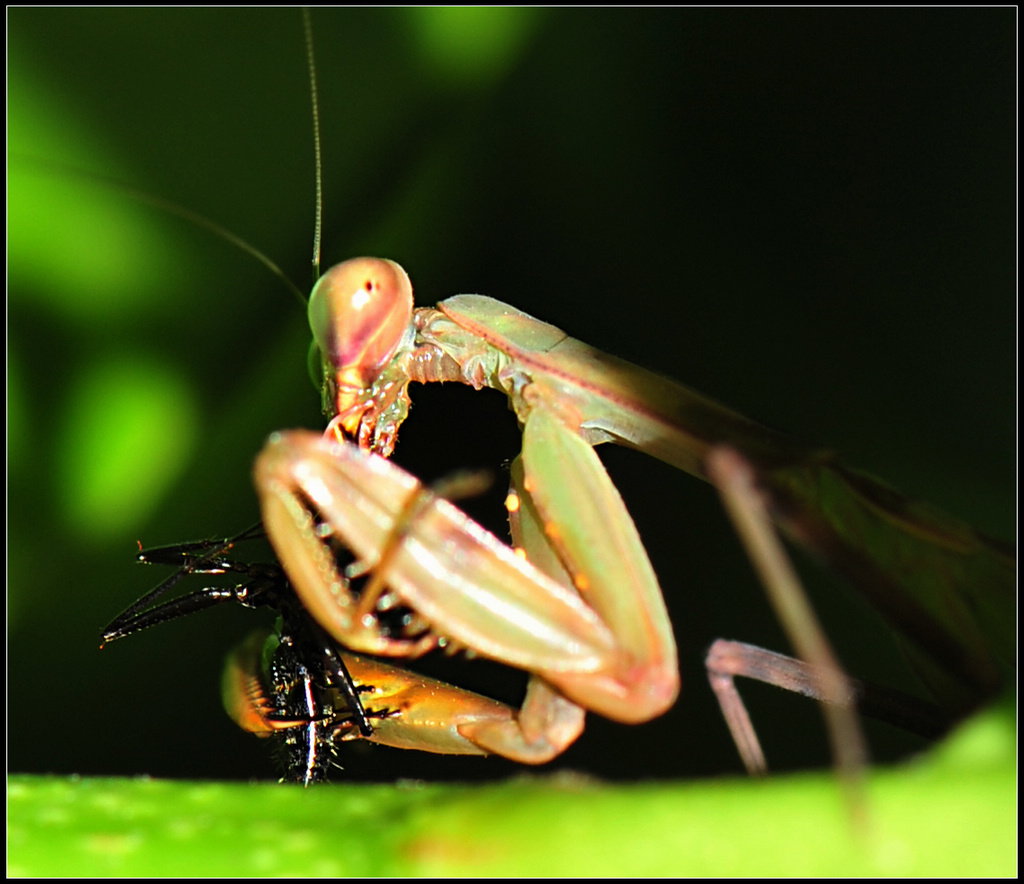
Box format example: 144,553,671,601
308,257,414,390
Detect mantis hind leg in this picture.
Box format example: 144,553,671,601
705,638,950,776
706,446,868,781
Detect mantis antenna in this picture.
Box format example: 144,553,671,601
16,13,327,307
303,7,323,288
11,157,311,309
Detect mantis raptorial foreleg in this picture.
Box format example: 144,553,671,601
222,631,534,760
255,406,679,762
105,529,586,770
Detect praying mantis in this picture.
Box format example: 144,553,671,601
242,249,1011,770
9,9,1014,782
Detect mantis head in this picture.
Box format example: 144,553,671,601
308,257,414,440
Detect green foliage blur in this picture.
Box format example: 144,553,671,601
8,7,1013,791
7,704,1018,875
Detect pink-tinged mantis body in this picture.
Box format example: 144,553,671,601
249,256,1014,767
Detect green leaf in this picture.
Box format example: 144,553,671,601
7,703,1015,876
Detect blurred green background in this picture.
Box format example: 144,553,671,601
9,8,1014,784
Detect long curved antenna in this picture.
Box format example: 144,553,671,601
15,157,309,308
303,7,323,287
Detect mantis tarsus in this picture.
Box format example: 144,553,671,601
10,9,1013,781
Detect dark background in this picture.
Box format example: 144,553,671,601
9,8,1014,783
